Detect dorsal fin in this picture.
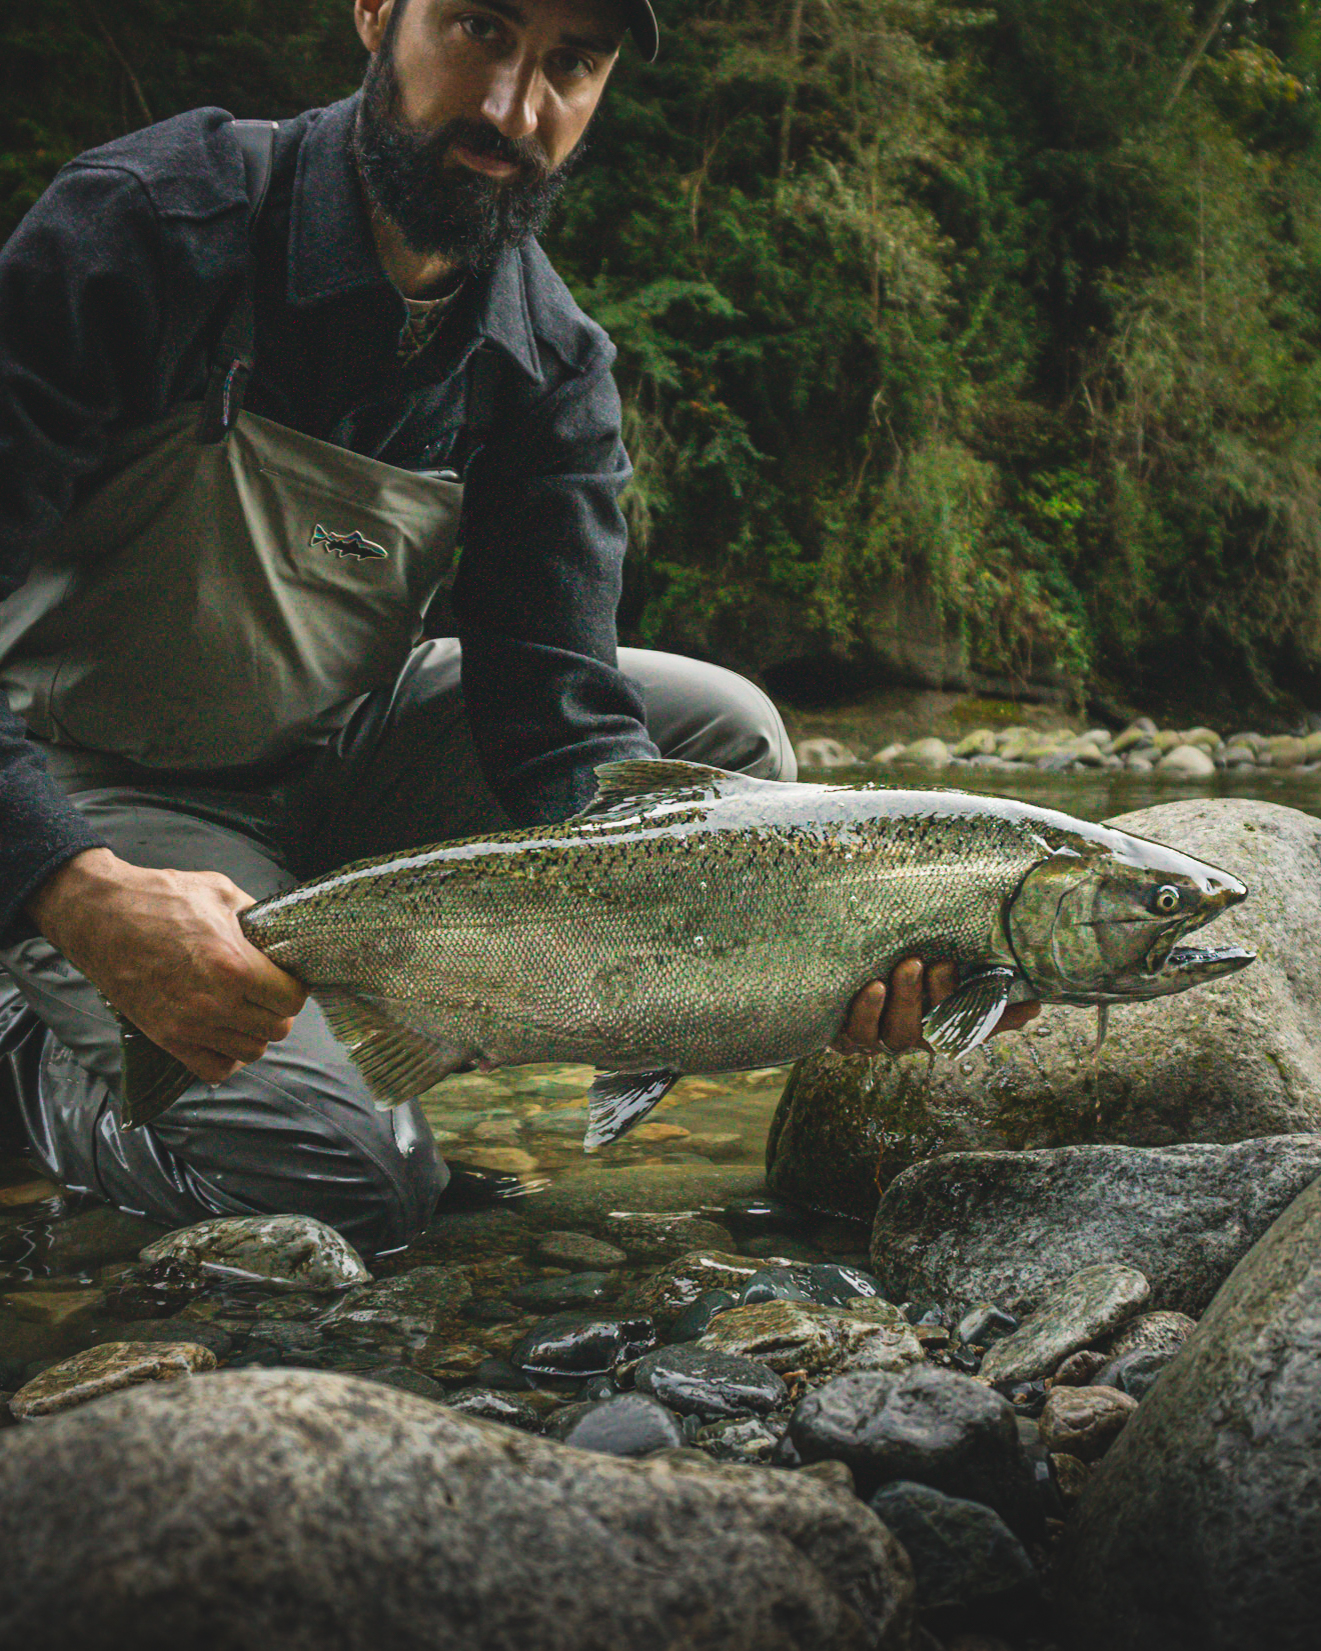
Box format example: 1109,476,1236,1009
590,759,773,804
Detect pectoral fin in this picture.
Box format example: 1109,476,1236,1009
117,1015,197,1129
921,967,1016,1057
315,988,465,1107
585,1068,682,1151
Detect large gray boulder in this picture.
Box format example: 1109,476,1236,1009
1054,1172,1321,1650
769,799,1321,1219
0,1368,914,1651
869,1135,1321,1318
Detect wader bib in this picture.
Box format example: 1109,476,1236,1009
0,121,469,773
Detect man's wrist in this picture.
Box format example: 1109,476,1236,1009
24,847,122,949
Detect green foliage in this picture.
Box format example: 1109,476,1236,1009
4,0,1321,702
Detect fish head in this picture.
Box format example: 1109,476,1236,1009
1006,827,1254,1004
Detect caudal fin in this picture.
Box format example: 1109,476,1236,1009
117,1015,197,1129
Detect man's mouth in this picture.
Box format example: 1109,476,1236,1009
449,142,522,179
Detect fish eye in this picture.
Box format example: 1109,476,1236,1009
1151,885,1181,915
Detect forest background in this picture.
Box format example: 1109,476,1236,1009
3,0,1320,721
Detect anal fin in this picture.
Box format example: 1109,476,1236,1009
585,1068,681,1151
922,967,1016,1057
118,1014,198,1129
316,988,464,1107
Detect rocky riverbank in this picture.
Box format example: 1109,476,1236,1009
796,717,1321,778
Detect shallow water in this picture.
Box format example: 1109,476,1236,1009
799,761,1321,823
0,766,1312,1392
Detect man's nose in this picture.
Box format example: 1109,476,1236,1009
481,59,539,141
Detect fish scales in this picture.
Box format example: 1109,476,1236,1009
244,782,1046,1075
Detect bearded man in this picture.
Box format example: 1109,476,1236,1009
0,0,1034,1252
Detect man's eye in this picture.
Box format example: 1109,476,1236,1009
461,14,502,40
551,51,593,78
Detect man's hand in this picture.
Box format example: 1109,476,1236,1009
27,848,307,1086
834,957,1040,1056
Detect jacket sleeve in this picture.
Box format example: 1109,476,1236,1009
451,342,658,826
0,163,168,939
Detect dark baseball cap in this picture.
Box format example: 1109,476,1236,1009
623,0,659,59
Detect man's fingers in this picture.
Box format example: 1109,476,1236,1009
170,1042,243,1087
841,979,887,1049
879,956,925,1052
239,946,308,1018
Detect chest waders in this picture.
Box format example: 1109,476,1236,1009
0,120,476,776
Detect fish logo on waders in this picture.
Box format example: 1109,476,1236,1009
310,523,390,560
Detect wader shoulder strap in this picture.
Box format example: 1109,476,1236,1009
198,120,278,444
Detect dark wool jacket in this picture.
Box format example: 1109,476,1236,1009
0,93,654,938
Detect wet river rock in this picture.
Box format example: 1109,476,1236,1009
511,1311,658,1377
699,1300,923,1378
871,1136,1321,1319
1056,1172,1321,1650
10,1340,217,1419
976,1265,1150,1385
869,1481,1038,1614
0,1369,915,1650
139,1215,370,1291
789,1367,1040,1538
1038,1384,1137,1461
739,1262,886,1307
632,1344,789,1419
631,1250,788,1323
770,801,1321,1216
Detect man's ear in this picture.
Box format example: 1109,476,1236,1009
355,0,396,53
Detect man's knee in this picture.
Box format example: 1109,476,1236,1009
620,648,796,781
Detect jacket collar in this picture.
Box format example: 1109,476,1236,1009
287,94,543,385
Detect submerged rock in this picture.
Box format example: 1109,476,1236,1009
322,1266,472,1337
139,1215,370,1291
534,1232,627,1269
0,1369,915,1650
871,1136,1321,1318
789,1367,1039,1537
769,801,1321,1217
698,1300,922,1378
976,1265,1150,1384
1056,1173,1321,1650
10,1341,217,1419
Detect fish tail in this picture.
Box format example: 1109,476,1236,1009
116,1014,197,1129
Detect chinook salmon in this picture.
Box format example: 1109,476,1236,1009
118,759,1255,1142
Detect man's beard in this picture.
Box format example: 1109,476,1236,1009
351,28,585,270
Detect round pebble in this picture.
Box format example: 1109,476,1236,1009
633,1344,788,1420
543,1392,684,1457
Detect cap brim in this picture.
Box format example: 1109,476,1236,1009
624,0,659,60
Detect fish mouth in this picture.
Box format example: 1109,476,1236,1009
1154,942,1256,984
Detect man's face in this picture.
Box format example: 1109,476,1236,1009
352,0,624,268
